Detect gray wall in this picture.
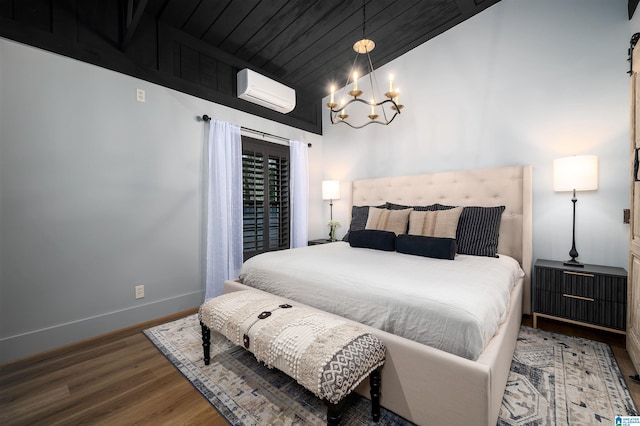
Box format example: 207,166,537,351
321,0,631,271
0,39,322,363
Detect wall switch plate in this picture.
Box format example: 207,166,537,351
624,208,631,224
136,88,145,102
135,285,144,299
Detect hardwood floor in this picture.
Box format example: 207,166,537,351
0,309,229,426
1,314,638,425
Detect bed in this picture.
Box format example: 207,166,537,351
224,164,533,425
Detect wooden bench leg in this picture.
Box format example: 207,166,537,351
200,322,211,365
370,368,381,422
326,399,345,426
325,367,381,426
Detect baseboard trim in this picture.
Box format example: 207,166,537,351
0,290,204,364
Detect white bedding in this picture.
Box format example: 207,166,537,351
238,242,524,360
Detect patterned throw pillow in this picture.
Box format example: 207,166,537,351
365,207,413,235
408,207,463,239
435,204,505,257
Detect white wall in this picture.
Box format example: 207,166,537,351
0,38,323,363
321,0,631,271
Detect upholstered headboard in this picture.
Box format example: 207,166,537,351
351,165,533,313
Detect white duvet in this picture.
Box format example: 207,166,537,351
238,242,524,360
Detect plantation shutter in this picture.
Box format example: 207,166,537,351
242,137,290,259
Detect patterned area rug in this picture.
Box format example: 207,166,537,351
144,316,637,425
498,326,637,425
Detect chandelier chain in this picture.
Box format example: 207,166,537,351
362,0,366,39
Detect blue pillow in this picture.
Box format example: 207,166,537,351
396,234,457,260
348,230,396,251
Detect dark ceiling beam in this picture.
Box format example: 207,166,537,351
120,0,149,51
631,0,640,19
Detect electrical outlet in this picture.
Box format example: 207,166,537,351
135,285,144,299
136,88,145,103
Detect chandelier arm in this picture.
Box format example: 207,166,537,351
329,98,400,113
331,112,400,129
366,51,378,98
329,97,396,111
328,97,370,112
365,51,378,103
328,98,400,128
377,98,401,121
365,51,394,122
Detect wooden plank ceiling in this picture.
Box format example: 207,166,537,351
0,0,501,133
149,0,500,99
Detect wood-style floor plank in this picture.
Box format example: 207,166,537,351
1,313,637,425
0,309,228,426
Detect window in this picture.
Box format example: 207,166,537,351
242,137,290,260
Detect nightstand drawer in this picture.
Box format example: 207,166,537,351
535,267,562,291
561,270,595,299
561,297,626,330
593,274,627,303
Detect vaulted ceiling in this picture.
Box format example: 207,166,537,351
0,0,502,133
148,0,500,98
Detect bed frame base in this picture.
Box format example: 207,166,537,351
224,278,523,425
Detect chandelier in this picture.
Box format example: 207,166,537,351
326,2,404,129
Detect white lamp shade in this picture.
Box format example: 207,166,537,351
322,180,340,200
553,155,598,192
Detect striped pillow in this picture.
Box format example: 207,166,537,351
435,204,505,257
365,207,413,235
408,207,463,238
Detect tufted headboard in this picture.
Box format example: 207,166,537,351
351,165,533,313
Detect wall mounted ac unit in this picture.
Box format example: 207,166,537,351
237,68,296,114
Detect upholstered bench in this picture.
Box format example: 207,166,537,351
198,290,386,425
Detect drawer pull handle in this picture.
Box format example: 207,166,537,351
562,293,595,302
563,271,595,278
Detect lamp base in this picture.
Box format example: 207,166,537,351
563,259,584,268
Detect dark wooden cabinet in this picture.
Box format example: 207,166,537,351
533,259,627,334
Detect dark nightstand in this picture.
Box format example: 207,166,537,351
533,259,627,334
308,239,336,246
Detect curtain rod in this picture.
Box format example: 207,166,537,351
201,115,311,147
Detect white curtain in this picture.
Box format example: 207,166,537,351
289,140,309,248
205,118,243,300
